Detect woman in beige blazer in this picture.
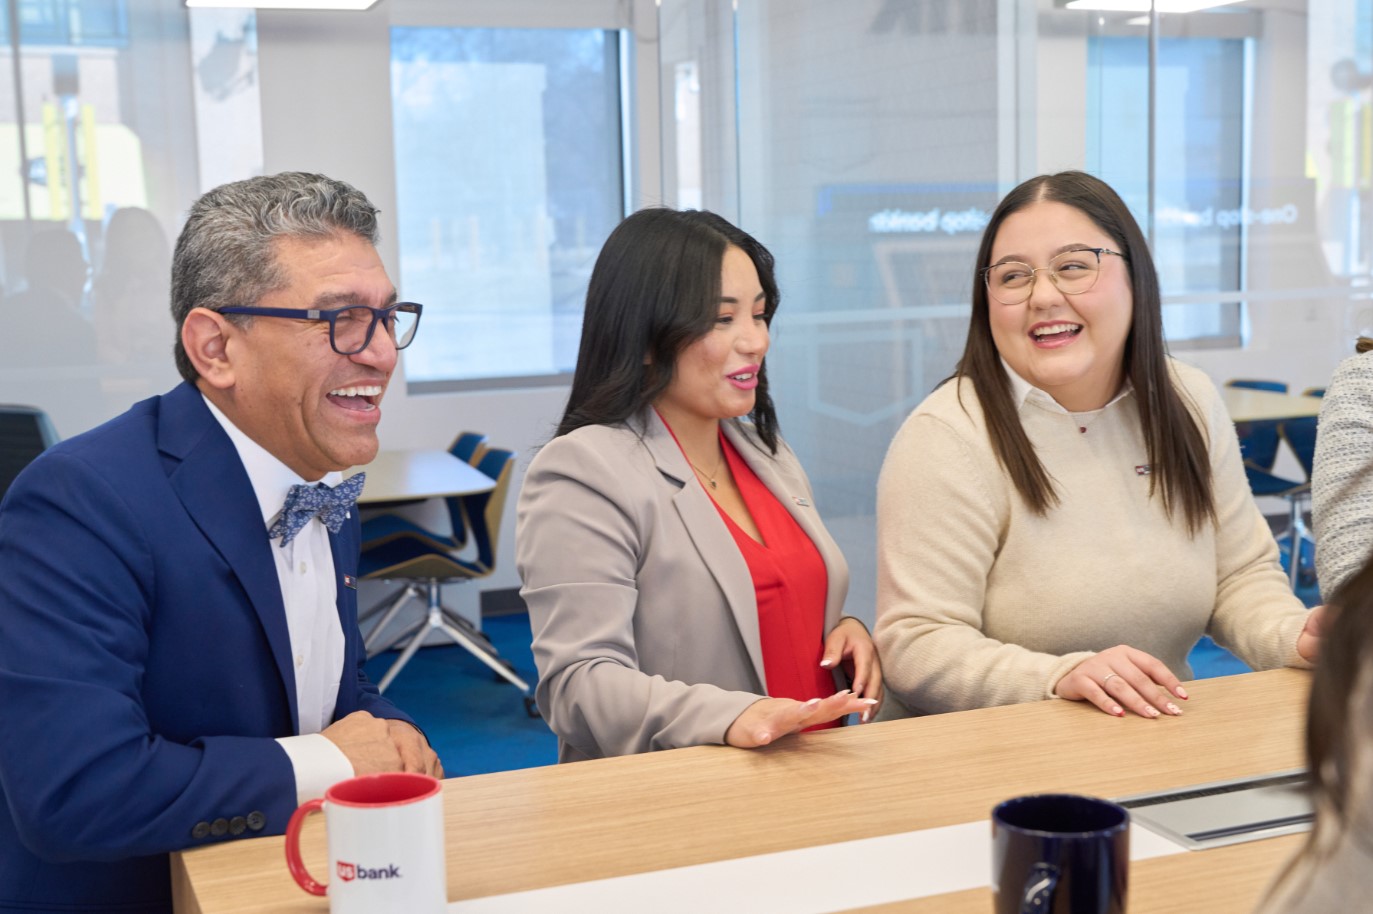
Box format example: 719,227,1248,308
517,208,880,762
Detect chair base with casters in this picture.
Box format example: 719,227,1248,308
357,432,492,632
358,447,536,715
361,577,537,716
1278,530,1316,591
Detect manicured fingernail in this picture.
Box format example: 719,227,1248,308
1146,706,1160,718
835,689,851,697
861,710,871,723
819,659,833,668
1166,703,1182,715
862,698,879,704
1176,686,1189,699
803,697,821,708
1112,706,1124,717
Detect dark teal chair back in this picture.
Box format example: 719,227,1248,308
449,431,488,465
1226,379,1288,474
463,448,515,572
0,405,59,502
1226,379,1289,393
361,431,489,552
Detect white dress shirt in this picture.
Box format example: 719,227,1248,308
1002,357,1134,415
203,396,354,804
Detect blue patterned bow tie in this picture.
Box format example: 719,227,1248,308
268,473,366,547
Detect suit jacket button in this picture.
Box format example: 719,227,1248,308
229,816,247,836
246,811,266,832
192,821,211,840
210,818,229,837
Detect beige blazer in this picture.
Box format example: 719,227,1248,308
516,410,850,762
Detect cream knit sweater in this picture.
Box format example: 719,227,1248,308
875,359,1309,715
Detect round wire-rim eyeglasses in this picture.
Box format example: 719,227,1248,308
981,248,1126,305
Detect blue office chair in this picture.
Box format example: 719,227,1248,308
449,430,488,465
1243,417,1317,588
1226,379,1289,478
1278,417,1318,587
358,448,533,712
360,431,489,552
0,405,59,502
1226,379,1289,394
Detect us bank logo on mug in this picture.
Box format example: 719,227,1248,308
285,772,447,914
338,860,402,881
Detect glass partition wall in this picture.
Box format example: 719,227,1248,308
658,0,1373,623
0,1,257,438
1,0,1366,620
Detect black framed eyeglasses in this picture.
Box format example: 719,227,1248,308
217,302,423,355
981,248,1127,305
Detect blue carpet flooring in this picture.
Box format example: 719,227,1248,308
363,612,557,777
372,565,1322,776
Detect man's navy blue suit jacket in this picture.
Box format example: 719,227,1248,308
0,382,413,912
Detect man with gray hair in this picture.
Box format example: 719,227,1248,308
0,172,440,913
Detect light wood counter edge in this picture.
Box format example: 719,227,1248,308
171,669,1311,913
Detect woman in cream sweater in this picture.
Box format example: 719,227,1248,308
875,171,1324,719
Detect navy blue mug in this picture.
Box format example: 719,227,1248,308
991,794,1128,914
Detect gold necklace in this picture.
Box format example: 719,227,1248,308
689,453,724,489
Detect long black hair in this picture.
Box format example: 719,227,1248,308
956,171,1215,533
556,207,781,453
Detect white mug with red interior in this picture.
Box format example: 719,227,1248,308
284,771,447,913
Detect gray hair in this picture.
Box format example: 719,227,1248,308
171,172,381,383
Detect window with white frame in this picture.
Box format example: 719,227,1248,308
390,26,625,390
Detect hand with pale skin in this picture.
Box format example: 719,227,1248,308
1060,606,1329,719
1054,645,1189,719
321,711,443,777
724,690,877,749
820,616,884,722
1297,604,1328,663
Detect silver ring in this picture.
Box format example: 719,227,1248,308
1102,672,1120,686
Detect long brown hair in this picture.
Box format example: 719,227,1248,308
1268,561,1373,896
1305,572,1370,838
956,171,1215,533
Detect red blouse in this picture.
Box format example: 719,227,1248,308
714,434,837,729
